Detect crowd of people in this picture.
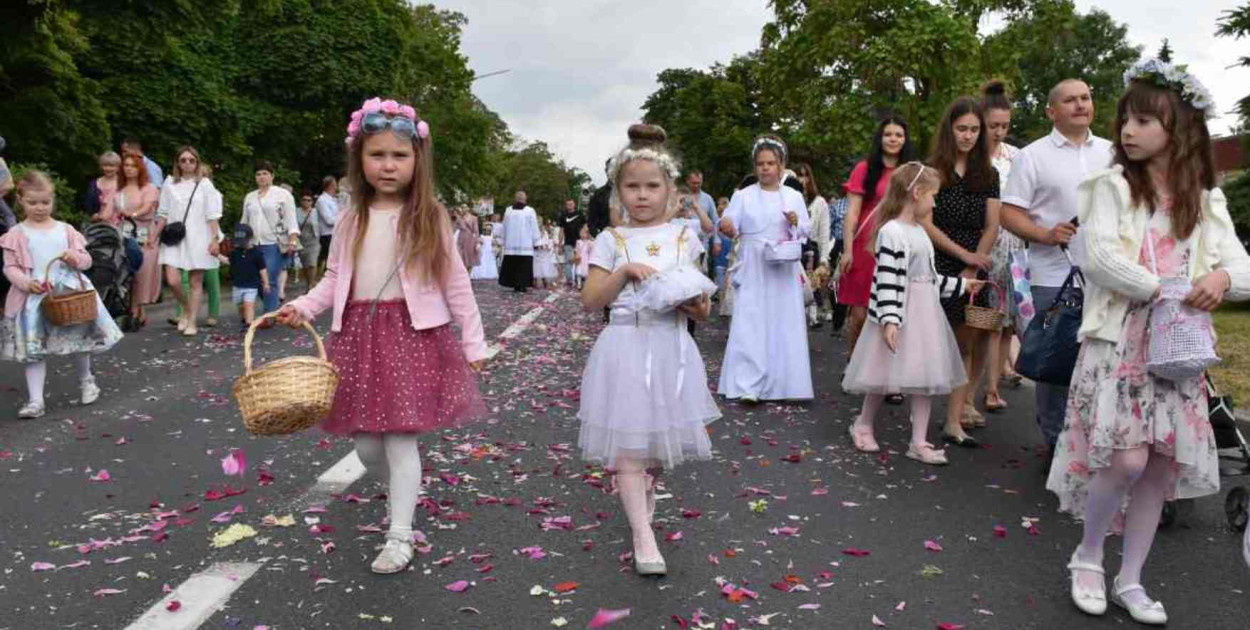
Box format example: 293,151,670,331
3,60,1249,624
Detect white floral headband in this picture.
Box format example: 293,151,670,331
752,137,787,163
607,147,682,184
1123,59,1216,120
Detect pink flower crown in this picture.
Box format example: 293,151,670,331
345,97,431,144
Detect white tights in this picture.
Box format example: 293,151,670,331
854,393,934,447
25,354,93,404
354,434,422,541
1074,446,1171,605
614,457,661,562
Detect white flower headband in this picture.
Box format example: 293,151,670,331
752,137,787,163
607,147,682,184
1123,58,1216,120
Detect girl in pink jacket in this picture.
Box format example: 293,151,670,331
277,98,488,575
1,171,122,419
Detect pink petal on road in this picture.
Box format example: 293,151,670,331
221,449,247,477
166,601,182,612
924,540,944,552
936,624,966,630
993,525,1007,538
93,588,126,597
444,580,472,593
30,562,55,572
798,604,821,610
90,469,111,482
587,608,631,628
872,615,887,627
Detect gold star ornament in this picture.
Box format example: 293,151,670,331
645,242,661,257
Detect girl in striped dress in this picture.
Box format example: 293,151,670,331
842,163,982,464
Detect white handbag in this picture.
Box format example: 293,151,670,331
764,239,802,262
1144,235,1219,381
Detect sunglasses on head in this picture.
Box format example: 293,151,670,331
361,112,418,139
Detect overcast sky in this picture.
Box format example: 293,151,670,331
438,0,1248,186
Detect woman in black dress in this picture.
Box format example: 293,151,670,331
922,97,1001,447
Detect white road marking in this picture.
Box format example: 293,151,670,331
123,563,261,630
315,450,366,492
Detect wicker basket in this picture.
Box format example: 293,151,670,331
964,282,1006,331
40,259,98,326
233,313,340,436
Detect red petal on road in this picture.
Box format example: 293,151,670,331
553,581,579,593
842,548,871,557
166,601,181,612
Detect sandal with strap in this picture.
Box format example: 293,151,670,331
905,443,948,465
1111,578,1167,625
984,393,1008,413
848,425,880,453
1067,548,1107,616
370,536,415,574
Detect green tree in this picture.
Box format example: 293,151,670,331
642,55,768,196
1218,4,1250,130
488,141,585,221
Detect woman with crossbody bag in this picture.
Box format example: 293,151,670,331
157,146,221,336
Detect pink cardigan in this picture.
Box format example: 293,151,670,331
1,222,93,318
288,210,490,362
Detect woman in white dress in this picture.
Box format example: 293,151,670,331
717,136,813,402
533,220,558,288
157,146,222,336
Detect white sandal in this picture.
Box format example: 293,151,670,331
370,537,414,574
1111,578,1167,625
1067,548,1107,616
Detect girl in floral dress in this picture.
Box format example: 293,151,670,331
1047,62,1250,625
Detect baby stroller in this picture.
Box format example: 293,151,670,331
83,218,139,326
1160,374,1250,532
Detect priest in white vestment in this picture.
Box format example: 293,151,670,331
717,137,814,402
497,190,541,292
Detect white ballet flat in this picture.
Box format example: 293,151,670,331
1067,549,1107,616
633,554,667,576
1112,578,1167,625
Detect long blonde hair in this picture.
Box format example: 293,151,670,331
345,113,451,284
869,162,940,250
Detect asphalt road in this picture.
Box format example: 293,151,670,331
1,282,1247,630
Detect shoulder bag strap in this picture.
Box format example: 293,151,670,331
180,180,201,223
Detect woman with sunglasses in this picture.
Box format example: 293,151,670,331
156,146,222,336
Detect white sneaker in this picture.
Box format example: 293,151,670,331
80,377,100,405
17,401,46,419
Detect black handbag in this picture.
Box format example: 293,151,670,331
159,179,200,246
1015,265,1084,386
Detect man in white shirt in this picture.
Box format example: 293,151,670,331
315,176,340,278
1000,79,1114,457
497,191,541,293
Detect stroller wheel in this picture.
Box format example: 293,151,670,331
1226,486,1249,533
1160,501,1178,529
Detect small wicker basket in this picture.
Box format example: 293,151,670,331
40,259,98,326
233,312,340,436
964,282,1006,331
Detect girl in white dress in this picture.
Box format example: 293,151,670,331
533,221,558,287
470,225,499,280
717,136,813,402
157,146,222,336
579,124,721,576
842,163,983,464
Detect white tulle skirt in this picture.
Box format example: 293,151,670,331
578,309,721,468
841,282,967,396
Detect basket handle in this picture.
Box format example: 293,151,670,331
44,257,89,292
242,312,327,375
968,279,1006,304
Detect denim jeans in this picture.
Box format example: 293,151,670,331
256,244,287,314
1027,284,1072,448
563,244,577,284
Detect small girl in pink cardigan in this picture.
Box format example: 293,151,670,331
276,98,489,575
1,171,122,419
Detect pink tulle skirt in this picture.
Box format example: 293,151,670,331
321,300,485,435
841,282,967,396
